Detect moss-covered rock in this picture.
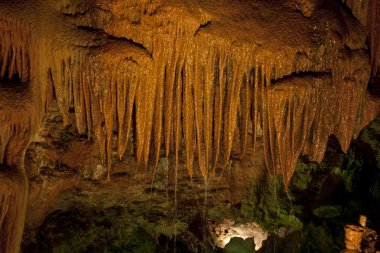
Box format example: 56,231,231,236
238,175,303,231
312,205,342,219
222,237,255,253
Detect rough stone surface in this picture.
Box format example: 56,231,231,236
0,0,380,252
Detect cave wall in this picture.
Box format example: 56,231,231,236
0,0,380,252
342,0,380,80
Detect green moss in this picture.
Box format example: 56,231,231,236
300,223,338,253
207,203,234,220
290,158,330,194
358,117,380,168
145,219,188,240
360,120,380,148
50,223,156,253
372,177,380,200
105,227,156,253
53,245,65,253
238,175,303,231
28,117,380,253
39,209,190,253
312,205,342,218
290,161,318,190
222,237,255,253
215,117,380,252
331,164,356,193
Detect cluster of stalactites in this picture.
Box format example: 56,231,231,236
0,15,373,187
264,75,367,186
263,48,372,186
0,18,30,83
0,18,36,166
48,34,371,188
0,94,36,166
46,44,149,181
46,39,277,182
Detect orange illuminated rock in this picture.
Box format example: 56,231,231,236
0,0,380,252
345,224,364,251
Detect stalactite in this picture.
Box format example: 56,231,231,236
117,75,127,158
174,47,185,167
211,49,227,175
252,65,259,160
152,44,166,169
118,71,138,160
221,55,240,167
260,66,273,175
202,47,213,177
239,72,250,156
193,43,205,177
0,18,30,82
143,70,157,166
164,38,177,158
69,6,375,187
0,18,37,166
266,76,321,186
183,50,195,177
1,0,379,195
1,1,380,250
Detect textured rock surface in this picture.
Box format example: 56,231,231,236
21,102,266,252
207,219,268,250
21,109,380,252
342,0,380,79
0,0,380,252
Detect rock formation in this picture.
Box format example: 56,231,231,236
0,0,379,252
342,0,380,80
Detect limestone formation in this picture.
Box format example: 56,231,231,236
0,0,379,252
207,219,268,251
342,0,380,79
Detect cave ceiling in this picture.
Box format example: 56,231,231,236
0,0,380,252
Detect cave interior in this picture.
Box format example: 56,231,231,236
1,0,380,252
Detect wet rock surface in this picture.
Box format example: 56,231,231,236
0,0,380,252
21,103,267,252
20,113,380,252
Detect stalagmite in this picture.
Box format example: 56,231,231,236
1,0,380,252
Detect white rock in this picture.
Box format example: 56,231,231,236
208,219,269,251
92,164,105,180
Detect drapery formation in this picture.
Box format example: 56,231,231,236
1,1,380,251
1,0,379,186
